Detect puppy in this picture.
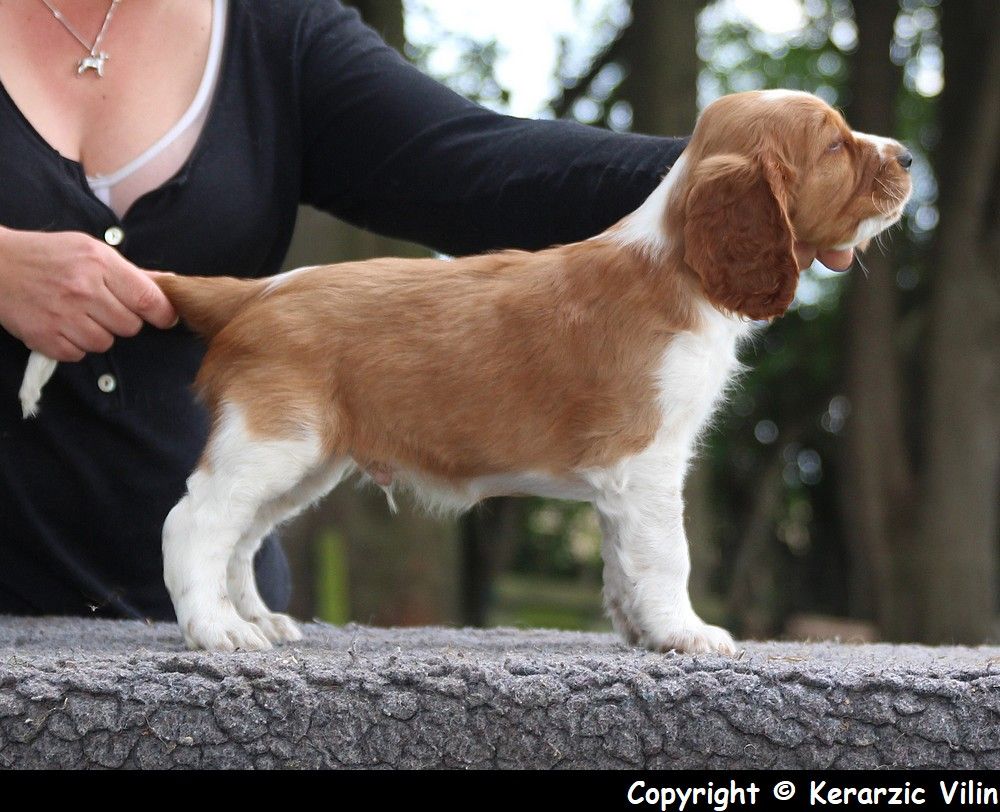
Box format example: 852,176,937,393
20,90,912,652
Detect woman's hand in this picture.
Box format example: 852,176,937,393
0,226,176,362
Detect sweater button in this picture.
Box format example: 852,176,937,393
97,374,117,393
104,226,124,246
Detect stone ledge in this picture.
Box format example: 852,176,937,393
1,616,999,769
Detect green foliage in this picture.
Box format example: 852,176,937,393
699,0,855,103
406,35,512,110
491,573,608,631
511,498,603,579
315,531,351,623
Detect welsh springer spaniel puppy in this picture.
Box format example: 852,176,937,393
20,90,912,653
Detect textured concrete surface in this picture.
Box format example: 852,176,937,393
2,616,1000,769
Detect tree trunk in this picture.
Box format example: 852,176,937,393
459,499,523,626
619,0,701,136
347,0,405,49
839,0,917,639
914,0,1000,643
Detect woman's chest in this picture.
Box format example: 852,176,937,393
0,0,213,176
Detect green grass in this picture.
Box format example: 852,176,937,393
315,530,351,624
489,572,612,632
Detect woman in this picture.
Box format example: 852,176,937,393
0,0,848,619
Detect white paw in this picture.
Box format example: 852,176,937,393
181,608,273,652
604,595,641,646
643,618,737,656
251,612,303,644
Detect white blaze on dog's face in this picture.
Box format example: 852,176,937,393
677,89,913,320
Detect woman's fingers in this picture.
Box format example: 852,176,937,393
39,335,86,363
60,315,116,356
102,256,177,328
90,286,145,338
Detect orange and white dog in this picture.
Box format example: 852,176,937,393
20,90,912,653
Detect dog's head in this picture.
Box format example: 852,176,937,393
676,89,912,320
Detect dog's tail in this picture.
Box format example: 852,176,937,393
19,274,268,419
153,273,267,340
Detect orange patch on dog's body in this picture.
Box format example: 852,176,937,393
192,239,698,483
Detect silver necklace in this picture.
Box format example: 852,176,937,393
38,0,122,78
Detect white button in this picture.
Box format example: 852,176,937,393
104,226,124,246
97,374,117,393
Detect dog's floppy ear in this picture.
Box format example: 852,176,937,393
683,154,799,320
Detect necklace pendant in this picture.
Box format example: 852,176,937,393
77,52,109,77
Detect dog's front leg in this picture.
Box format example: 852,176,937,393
595,460,736,655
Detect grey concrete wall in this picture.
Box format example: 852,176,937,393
2,617,999,769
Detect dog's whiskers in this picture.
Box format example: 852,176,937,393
854,250,871,278
874,177,904,208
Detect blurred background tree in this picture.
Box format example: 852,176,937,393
280,0,999,645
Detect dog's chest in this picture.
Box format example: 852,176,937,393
654,308,750,446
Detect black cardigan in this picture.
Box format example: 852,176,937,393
0,0,687,619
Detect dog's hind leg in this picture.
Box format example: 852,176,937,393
162,402,327,652
226,458,354,644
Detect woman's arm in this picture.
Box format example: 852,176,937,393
297,1,687,256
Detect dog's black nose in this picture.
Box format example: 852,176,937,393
896,150,913,170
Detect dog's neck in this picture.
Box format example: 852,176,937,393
562,152,746,339
609,152,691,260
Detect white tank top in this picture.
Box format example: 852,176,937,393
87,0,227,218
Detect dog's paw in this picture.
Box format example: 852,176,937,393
643,618,737,656
250,612,303,645
604,595,642,646
182,609,273,652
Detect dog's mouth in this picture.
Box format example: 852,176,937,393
825,205,906,272
822,170,911,272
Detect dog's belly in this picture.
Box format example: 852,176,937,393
383,467,600,514
469,471,598,502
